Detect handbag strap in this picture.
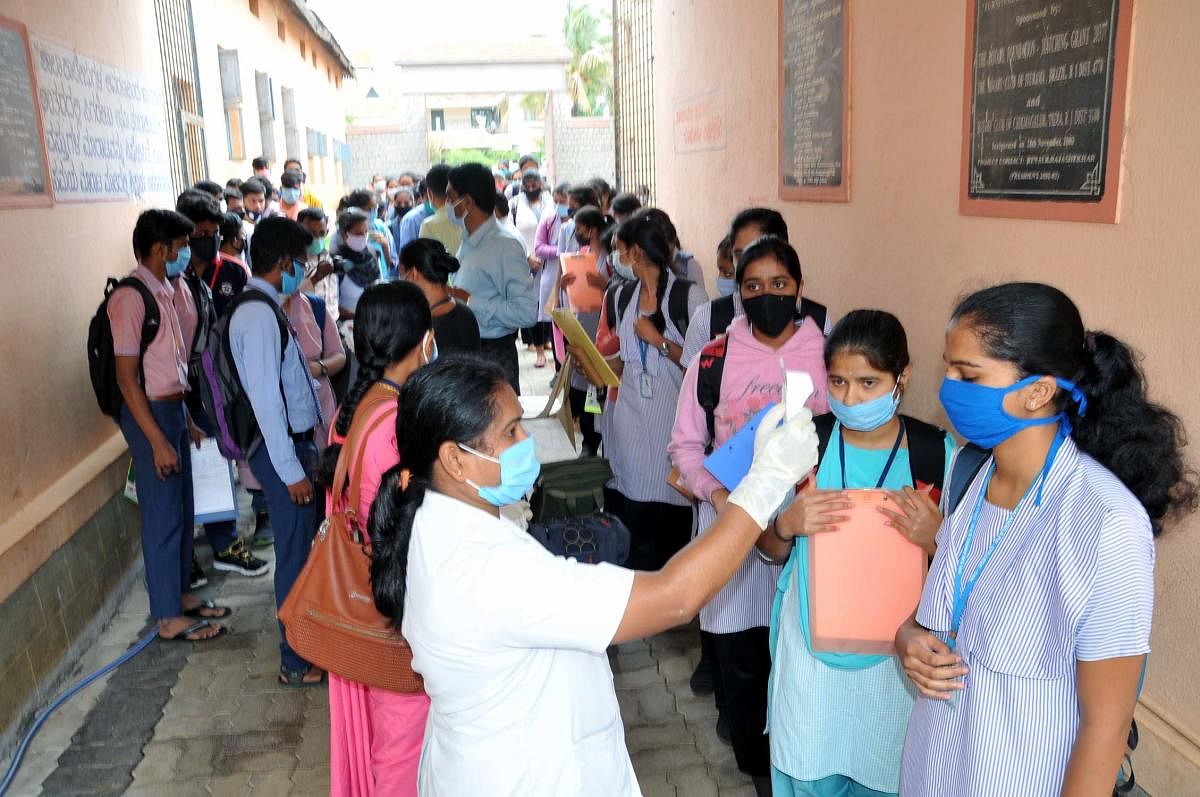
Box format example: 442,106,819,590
332,390,398,518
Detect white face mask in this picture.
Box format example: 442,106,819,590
346,233,369,253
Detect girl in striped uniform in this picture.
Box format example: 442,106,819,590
602,212,708,570
896,282,1197,795
669,236,829,794
757,310,955,797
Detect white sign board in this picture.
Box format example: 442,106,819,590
31,36,173,203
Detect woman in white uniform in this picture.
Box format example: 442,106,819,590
368,355,819,796
896,282,1197,795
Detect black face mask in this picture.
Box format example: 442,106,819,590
190,234,218,265
524,188,541,201
743,293,797,337
397,204,413,215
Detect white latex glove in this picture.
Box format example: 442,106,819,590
499,499,534,531
727,405,819,530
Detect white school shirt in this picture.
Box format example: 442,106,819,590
404,491,641,796
900,439,1154,796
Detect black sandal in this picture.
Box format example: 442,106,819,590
278,666,325,688
163,619,227,642
183,600,233,619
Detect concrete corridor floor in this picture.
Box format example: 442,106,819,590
7,347,755,796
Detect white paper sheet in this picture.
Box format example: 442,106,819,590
190,438,238,523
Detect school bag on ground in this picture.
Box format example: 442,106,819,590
87,277,160,419
197,289,288,461
527,512,631,566
527,457,631,566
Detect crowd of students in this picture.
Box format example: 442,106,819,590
97,152,1198,797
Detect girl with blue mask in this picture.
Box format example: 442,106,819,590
895,282,1198,797
757,308,955,797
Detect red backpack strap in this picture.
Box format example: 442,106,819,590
696,336,729,455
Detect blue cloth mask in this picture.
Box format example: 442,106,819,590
280,258,305,296
166,245,191,278
939,374,1088,449
716,277,737,297
459,437,541,507
556,203,569,219
281,187,302,204
829,385,901,432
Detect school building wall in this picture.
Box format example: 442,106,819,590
651,2,1200,793
0,0,163,758
193,0,351,208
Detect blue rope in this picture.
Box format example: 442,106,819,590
0,628,159,797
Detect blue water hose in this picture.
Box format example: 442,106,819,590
0,628,159,797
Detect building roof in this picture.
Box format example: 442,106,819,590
396,37,572,67
284,0,355,76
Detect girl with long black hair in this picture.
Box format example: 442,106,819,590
398,238,480,356
317,281,436,797
896,282,1197,795
366,355,819,795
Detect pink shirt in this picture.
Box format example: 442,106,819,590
669,317,830,503
283,292,345,443
170,276,198,353
326,400,399,520
107,265,190,397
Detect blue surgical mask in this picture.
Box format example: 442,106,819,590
280,258,305,296
716,277,737,297
448,199,468,229
307,238,325,256
556,203,569,219
939,374,1087,449
611,249,636,281
459,437,541,507
830,385,901,432
166,245,191,277
281,187,302,204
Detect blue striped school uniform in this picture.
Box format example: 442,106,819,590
605,272,706,505
900,438,1155,795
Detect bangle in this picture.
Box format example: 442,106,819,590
754,546,788,566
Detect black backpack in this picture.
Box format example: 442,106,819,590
197,289,289,460
602,277,693,336
709,293,829,339
87,278,160,419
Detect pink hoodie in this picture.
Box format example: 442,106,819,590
670,316,830,504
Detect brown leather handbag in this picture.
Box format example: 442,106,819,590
278,395,424,693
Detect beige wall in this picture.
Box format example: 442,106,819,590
0,0,163,588
194,0,348,207
652,1,1200,792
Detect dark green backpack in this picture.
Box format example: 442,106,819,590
529,457,614,523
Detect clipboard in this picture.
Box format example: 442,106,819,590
189,438,239,524
702,403,777,491
560,252,603,313
551,308,620,387
808,489,927,656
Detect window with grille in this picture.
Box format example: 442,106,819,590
431,109,445,131
281,86,301,160
255,71,276,163
153,0,208,192
613,0,655,202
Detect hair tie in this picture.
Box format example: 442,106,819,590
1085,332,1098,353
399,469,412,492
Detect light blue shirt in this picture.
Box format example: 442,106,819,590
397,204,433,252
454,216,538,339
228,277,320,485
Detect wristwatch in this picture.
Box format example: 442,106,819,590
658,340,670,357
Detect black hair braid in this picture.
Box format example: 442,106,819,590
368,467,425,627
650,261,669,334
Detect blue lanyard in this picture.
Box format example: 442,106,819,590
838,419,905,489
637,338,649,372
948,432,1065,651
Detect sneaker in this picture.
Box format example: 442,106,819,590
251,513,274,549
213,539,270,577
190,556,208,590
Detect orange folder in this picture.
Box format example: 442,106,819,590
808,489,927,656
561,252,603,313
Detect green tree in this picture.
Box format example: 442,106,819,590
563,1,612,117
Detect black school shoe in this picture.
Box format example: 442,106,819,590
213,539,270,577
190,555,208,590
